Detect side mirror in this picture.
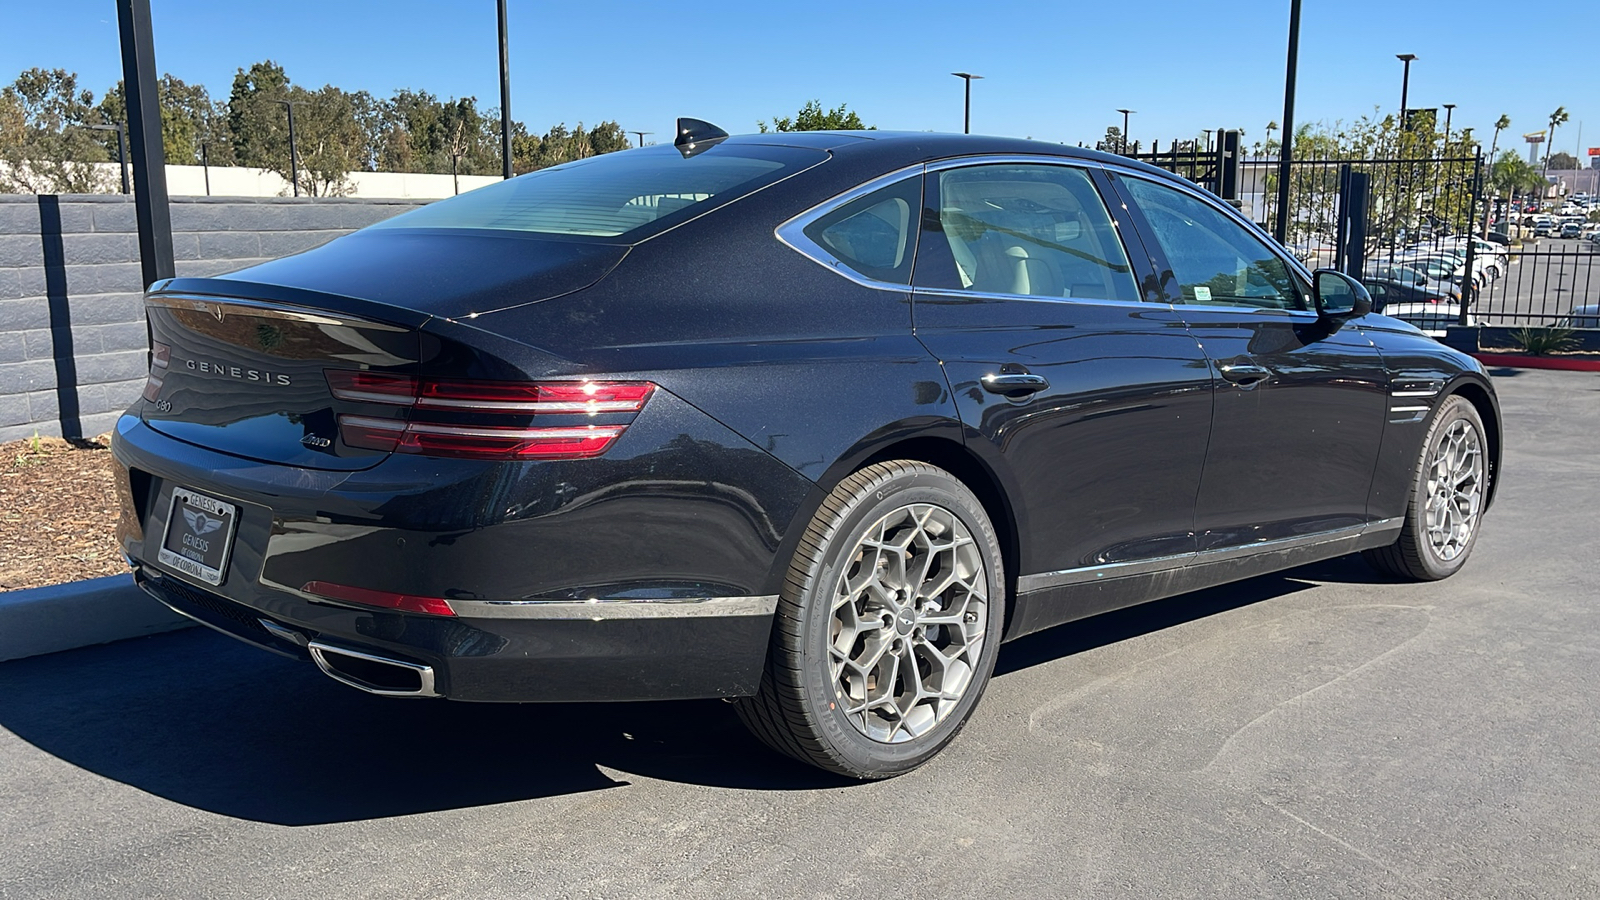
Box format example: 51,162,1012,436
1313,269,1373,321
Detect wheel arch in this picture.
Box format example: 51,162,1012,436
760,427,1027,638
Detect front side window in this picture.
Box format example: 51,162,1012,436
915,164,1140,302
1121,176,1304,310
799,177,921,285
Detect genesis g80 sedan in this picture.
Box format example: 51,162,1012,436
113,120,1500,778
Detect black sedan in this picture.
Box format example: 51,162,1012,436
113,123,1501,778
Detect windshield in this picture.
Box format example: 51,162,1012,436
371,144,827,241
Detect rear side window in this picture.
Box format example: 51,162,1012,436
915,164,1140,302
799,177,922,285
371,144,826,241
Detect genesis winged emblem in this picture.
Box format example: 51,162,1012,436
183,508,225,536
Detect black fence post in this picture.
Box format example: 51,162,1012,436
116,0,174,290
1460,153,1482,326
1335,164,1352,273
1346,171,1369,279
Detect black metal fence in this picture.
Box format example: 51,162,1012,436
1472,242,1600,327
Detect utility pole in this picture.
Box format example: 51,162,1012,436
1116,108,1135,154
1396,53,1416,129
952,73,982,134
498,0,513,179
271,99,303,196
1274,0,1301,244
1442,103,1456,148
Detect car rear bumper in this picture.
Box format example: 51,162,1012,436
108,392,811,702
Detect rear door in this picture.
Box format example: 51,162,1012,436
911,160,1214,583
1107,169,1389,550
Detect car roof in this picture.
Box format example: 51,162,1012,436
718,131,1194,187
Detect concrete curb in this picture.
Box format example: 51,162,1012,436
0,574,194,662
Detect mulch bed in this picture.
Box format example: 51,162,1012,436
0,434,127,592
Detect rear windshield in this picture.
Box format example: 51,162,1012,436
370,144,827,241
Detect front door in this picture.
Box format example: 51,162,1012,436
1109,170,1389,551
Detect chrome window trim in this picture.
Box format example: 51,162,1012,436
1016,519,1402,593
774,163,926,292
451,594,779,620
912,287,1155,310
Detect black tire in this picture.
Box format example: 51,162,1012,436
735,461,1006,779
1363,395,1489,581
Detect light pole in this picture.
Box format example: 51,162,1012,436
630,131,653,148
270,99,303,197
1396,53,1417,129
1116,109,1134,154
1442,103,1455,147
951,72,983,134
497,0,512,179
82,124,130,194
1274,0,1301,244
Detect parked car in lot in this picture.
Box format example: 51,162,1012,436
1563,304,1600,328
111,127,1502,778
1363,278,1453,312
1561,222,1584,239
1379,301,1474,336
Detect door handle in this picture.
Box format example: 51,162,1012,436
982,372,1050,396
1219,363,1271,387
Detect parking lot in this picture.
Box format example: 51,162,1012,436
1474,238,1600,325
1,368,1596,899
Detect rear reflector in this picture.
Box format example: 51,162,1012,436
325,371,654,461
301,580,456,617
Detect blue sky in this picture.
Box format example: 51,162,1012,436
4,0,1595,158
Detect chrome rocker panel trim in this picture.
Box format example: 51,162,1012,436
450,594,780,620
1017,519,1402,594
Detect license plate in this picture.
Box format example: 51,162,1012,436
156,487,240,586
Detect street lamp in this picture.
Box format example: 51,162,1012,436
1442,103,1456,147
270,99,304,197
1396,53,1417,129
82,124,129,194
630,131,653,148
1116,109,1135,154
951,72,983,134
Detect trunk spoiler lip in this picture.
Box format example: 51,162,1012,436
144,293,416,332
148,278,436,331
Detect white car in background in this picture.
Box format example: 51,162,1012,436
1382,301,1475,336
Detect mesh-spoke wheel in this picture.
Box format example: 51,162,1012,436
1364,395,1490,581
737,461,1005,779
1423,418,1484,562
829,503,988,744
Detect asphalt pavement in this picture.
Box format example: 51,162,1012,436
2,368,1596,899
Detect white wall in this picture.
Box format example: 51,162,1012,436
91,162,501,199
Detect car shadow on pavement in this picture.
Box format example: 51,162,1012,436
0,555,1381,825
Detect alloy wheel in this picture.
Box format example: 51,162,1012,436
828,503,988,744
1424,418,1484,562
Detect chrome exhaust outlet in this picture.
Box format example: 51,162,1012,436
308,641,440,698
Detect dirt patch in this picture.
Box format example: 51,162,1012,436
0,434,126,592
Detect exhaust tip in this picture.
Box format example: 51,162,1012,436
308,641,439,698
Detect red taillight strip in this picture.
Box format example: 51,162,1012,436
338,415,627,460
325,371,654,414
301,580,456,617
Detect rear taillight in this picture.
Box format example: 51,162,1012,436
142,340,170,402
325,370,654,461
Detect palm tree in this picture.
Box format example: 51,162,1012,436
1484,115,1511,236
1543,106,1569,180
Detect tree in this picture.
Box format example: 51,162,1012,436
1543,106,1569,178
96,74,227,166
758,100,872,133
1548,151,1579,171
0,68,112,193
1098,125,1123,153
225,61,364,196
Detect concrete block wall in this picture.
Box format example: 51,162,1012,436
0,195,427,443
